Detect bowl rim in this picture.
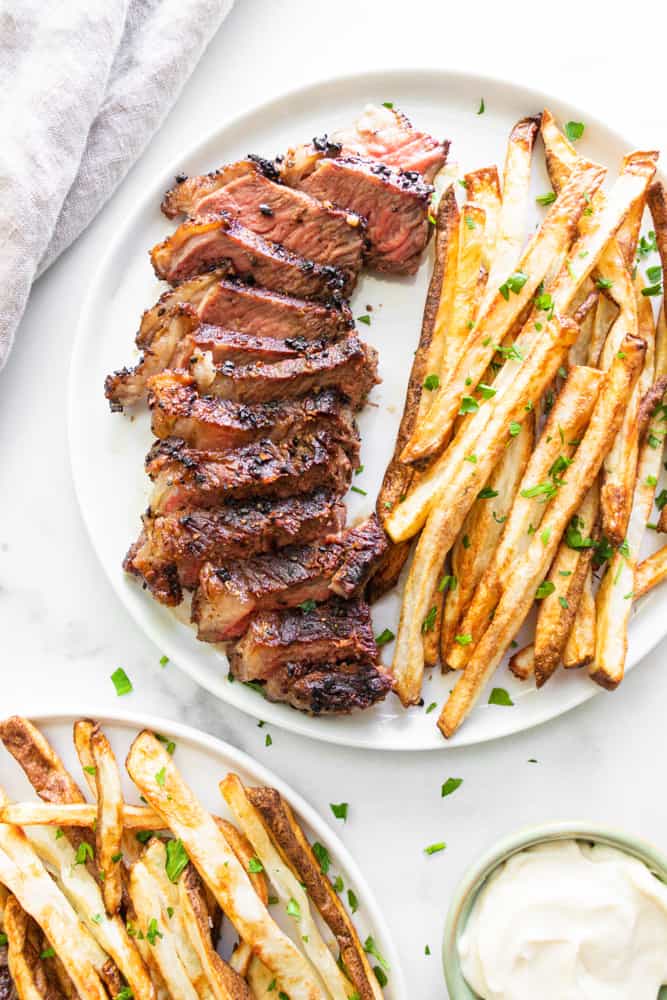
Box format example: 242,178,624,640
442,820,667,999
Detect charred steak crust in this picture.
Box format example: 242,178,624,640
150,213,349,301
263,660,393,714
230,596,379,679
149,377,355,452
193,335,379,408
124,490,346,605
163,160,364,286
295,155,433,275
192,514,387,641
145,429,357,513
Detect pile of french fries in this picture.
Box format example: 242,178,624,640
376,109,667,738
0,717,384,1000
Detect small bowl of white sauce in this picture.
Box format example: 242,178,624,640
443,822,667,1000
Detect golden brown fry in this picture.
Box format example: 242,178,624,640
440,417,533,659
126,733,326,1000
245,786,383,1000
439,335,645,736
73,720,97,797
635,545,667,598
87,725,124,915
373,186,460,595
4,894,67,1000
179,866,252,1000
401,158,606,464
422,587,444,668
463,166,502,271
533,485,598,687
563,564,596,669
220,775,353,1000
391,314,579,705
0,801,162,829
443,202,486,372
587,293,619,367
0,718,86,806
214,819,268,980
446,365,603,671
509,644,535,681
485,116,540,294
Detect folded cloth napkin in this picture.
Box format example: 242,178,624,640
0,0,233,370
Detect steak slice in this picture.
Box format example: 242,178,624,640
137,275,352,350
146,429,356,513
331,104,449,182
295,156,432,275
150,213,349,300
230,597,378,680
149,376,354,451
124,490,346,605
263,660,392,714
192,515,387,640
193,335,379,407
163,161,364,284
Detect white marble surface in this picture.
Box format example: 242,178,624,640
2,1,667,993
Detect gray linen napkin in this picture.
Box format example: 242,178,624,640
0,0,233,369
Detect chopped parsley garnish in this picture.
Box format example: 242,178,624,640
312,841,331,874
357,314,371,325
75,842,94,865
566,515,594,549
454,634,472,646
637,231,657,258
465,215,476,229
499,271,529,300
535,292,554,313
111,852,123,863
536,191,556,206
509,421,521,437
462,533,471,548
478,486,499,499
248,857,264,873
655,489,667,511
382,101,394,109
478,383,496,399
535,580,556,599
647,265,662,284
558,596,569,610
422,606,438,633
565,121,585,142
350,485,367,496
330,802,348,821
424,842,446,855
111,667,133,696
146,918,162,946
286,898,301,920
425,944,431,955
477,98,485,115
646,474,658,487
459,395,479,415
521,481,557,500
464,454,477,464
438,574,457,592
375,628,395,646
159,655,169,667
441,777,463,798
40,947,55,959
488,687,514,706
347,889,359,913
155,733,176,754
155,767,166,787
84,765,96,775
423,373,440,391
596,276,613,289
265,733,272,747
299,599,317,612
642,283,663,297
425,702,437,714
165,838,189,883
541,526,551,546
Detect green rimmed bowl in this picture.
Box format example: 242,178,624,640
442,821,667,999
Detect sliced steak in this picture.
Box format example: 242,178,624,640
331,104,449,182
124,490,346,605
294,155,433,275
0,944,16,1000
162,159,258,216
163,161,364,284
150,213,349,299
230,597,378,680
263,659,392,714
149,376,355,451
137,275,352,351
192,515,387,640
146,429,357,513
193,335,379,407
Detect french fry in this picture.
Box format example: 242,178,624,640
508,644,534,681
591,286,666,689
126,732,326,1000
421,587,444,668
464,166,502,271
371,186,460,599
245,786,383,1000
440,417,533,658
391,314,580,705
220,775,354,1000
0,718,86,807
484,116,540,294
442,202,486,374
0,801,162,829
4,894,64,1000
439,334,645,736
533,484,598,686
179,865,252,1000
400,158,606,463
73,720,97,796
568,288,599,365
215,819,268,980
445,365,603,670
636,545,667,598
563,564,596,669
587,293,619,367
89,725,124,915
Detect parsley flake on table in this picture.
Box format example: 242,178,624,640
111,667,133,696
477,97,485,115
441,777,463,798
375,628,395,646
424,841,446,855
565,120,585,142
330,802,348,821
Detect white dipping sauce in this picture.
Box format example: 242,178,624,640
458,840,667,1000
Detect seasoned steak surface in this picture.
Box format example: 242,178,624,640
263,659,393,714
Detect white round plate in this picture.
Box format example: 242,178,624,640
69,67,667,750
0,709,405,997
